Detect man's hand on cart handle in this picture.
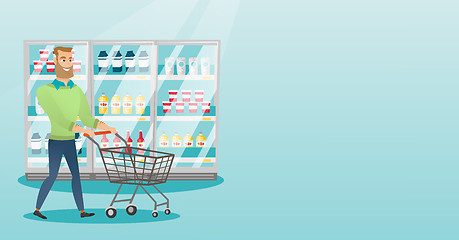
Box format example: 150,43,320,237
83,130,112,137
72,124,96,137
96,121,118,134
83,129,96,137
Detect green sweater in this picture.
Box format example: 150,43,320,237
37,82,99,140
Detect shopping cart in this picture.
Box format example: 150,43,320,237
85,131,175,218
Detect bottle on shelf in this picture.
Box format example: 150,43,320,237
177,57,186,75
165,57,174,75
189,57,198,75
99,93,108,114
137,130,145,154
159,132,169,147
31,133,41,154
126,130,133,153
123,93,133,114
139,50,149,72
35,97,44,115
135,93,146,114
111,93,121,114
183,132,193,148
172,133,182,147
201,57,210,75
113,134,122,152
196,132,206,148
112,51,123,72
125,51,136,72
98,50,109,72
101,134,109,154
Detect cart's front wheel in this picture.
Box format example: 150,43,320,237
106,207,117,218
126,204,137,216
152,210,158,218
165,208,171,215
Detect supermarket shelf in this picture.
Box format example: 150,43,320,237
29,75,87,81
173,157,215,163
157,106,216,117
157,116,215,122
95,155,215,164
26,173,94,181
156,147,216,158
158,75,214,81
95,156,215,169
28,116,49,121
28,115,83,122
97,116,151,122
95,106,151,117
74,173,217,181
94,75,151,81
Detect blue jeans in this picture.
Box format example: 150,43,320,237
36,139,84,211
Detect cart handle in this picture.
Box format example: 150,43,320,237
83,130,112,137
84,131,129,150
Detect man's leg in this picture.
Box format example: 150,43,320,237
35,140,63,212
62,140,84,211
63,140,95,218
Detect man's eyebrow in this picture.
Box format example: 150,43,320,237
59,56,66,59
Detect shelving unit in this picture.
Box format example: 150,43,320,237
157,75,214,81
93,75,152,81
24,41,91,177
24,40,219,181
155,40,219,180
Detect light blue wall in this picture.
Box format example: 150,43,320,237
0,0,458,239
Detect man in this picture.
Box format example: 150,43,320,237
34,46,117,219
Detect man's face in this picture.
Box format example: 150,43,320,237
53,50,74,79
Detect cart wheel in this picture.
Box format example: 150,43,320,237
165,208,171,215
126,204,137,216
152,210,158,218
106,207,117,218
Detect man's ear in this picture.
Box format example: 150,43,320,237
53,57,57,64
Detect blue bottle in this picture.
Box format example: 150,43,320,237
125,51,136,72
112,51,123,72
98,51,109,72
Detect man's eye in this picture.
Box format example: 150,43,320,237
69,59,72,62
61,59,65,62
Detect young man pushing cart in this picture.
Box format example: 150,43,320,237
33,46,117,219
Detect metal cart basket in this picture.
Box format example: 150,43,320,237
85,131,175,218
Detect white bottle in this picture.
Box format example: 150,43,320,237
31,133,42,154
201,57,210,75
36,97,44,115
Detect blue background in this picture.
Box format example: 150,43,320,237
0,0,458,239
